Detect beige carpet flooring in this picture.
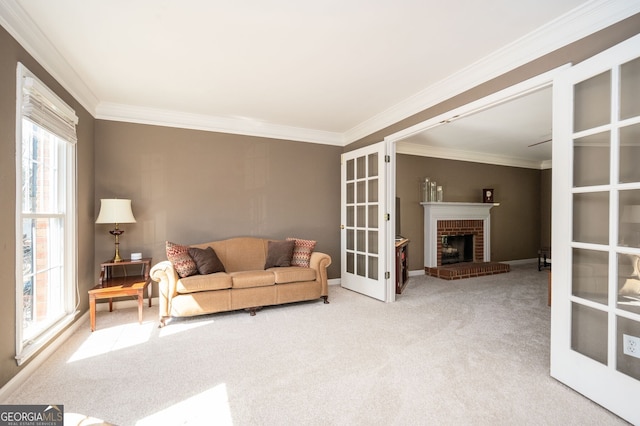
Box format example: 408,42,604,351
4,264,628,425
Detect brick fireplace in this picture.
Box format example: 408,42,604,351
421,202,509,279
420,202,497,268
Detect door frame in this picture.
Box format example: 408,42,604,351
383,66,568,284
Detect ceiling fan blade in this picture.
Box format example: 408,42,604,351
528,138,551,147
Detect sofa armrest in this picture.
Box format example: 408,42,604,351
309,251,332,297
150,260,179,319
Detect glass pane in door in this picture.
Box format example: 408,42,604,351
357,253,366,277
357,181,366,203
619,189,640,248
368,205,378,228
368,178,379,202
620,57,640,120
368,256,378,280
346,251,354,274
619,123,640,183
357,206,366,227
573,192,609,244
574,71,611,132
347,183,354,204
368,230,378,254
347,229,354,250
573,131,610,187
357,229,365,252
617,253,640,315
571,303,608,365
572,248,608,305
368,152,378,177
357,156,366,179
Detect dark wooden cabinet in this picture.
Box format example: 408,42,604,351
395,238,409,294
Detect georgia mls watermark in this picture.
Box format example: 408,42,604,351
0,405,63,426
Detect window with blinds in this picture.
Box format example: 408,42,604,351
15,63,78,365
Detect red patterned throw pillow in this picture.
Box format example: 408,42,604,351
286,237,316,268
166,241,197,278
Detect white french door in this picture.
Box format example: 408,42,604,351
551,34,640,424
341,142,389,301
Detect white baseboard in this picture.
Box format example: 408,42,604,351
504,258,538,266
0,311,88,403
408,269,425,277
328,278,341,286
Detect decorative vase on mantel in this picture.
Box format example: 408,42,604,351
422,177,431,202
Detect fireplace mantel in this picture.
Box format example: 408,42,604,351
420,202,499,268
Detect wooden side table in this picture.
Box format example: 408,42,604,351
89,258,152,331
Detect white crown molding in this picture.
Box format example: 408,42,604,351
0,2,99,116
396,141,546,170
96,102,345,146
344,0,640,144
2,0,639,148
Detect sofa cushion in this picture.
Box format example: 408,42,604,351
177,272,232,293
620,278,640,300
207,238,268,272
269,266,317,284
287,237,317,268
230,270,276,288
188,246,225,275
264,240,295,268
166,241,197,278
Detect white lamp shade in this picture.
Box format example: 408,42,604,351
96,199,137,224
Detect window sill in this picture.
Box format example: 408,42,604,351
15,311,79,366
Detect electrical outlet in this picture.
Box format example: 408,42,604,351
623,334,640,359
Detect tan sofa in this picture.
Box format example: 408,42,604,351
150,237,331,326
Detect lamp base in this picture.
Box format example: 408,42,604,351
113,249,123,263
110,228,125,263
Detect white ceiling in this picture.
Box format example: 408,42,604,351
1,0,637,167
398,86,554,168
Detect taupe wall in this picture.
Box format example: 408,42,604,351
0,26,95,388
397,155,542,270
94,121,342,281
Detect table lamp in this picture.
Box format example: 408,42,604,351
96,199,137,262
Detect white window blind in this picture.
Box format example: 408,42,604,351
21,73,78,144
